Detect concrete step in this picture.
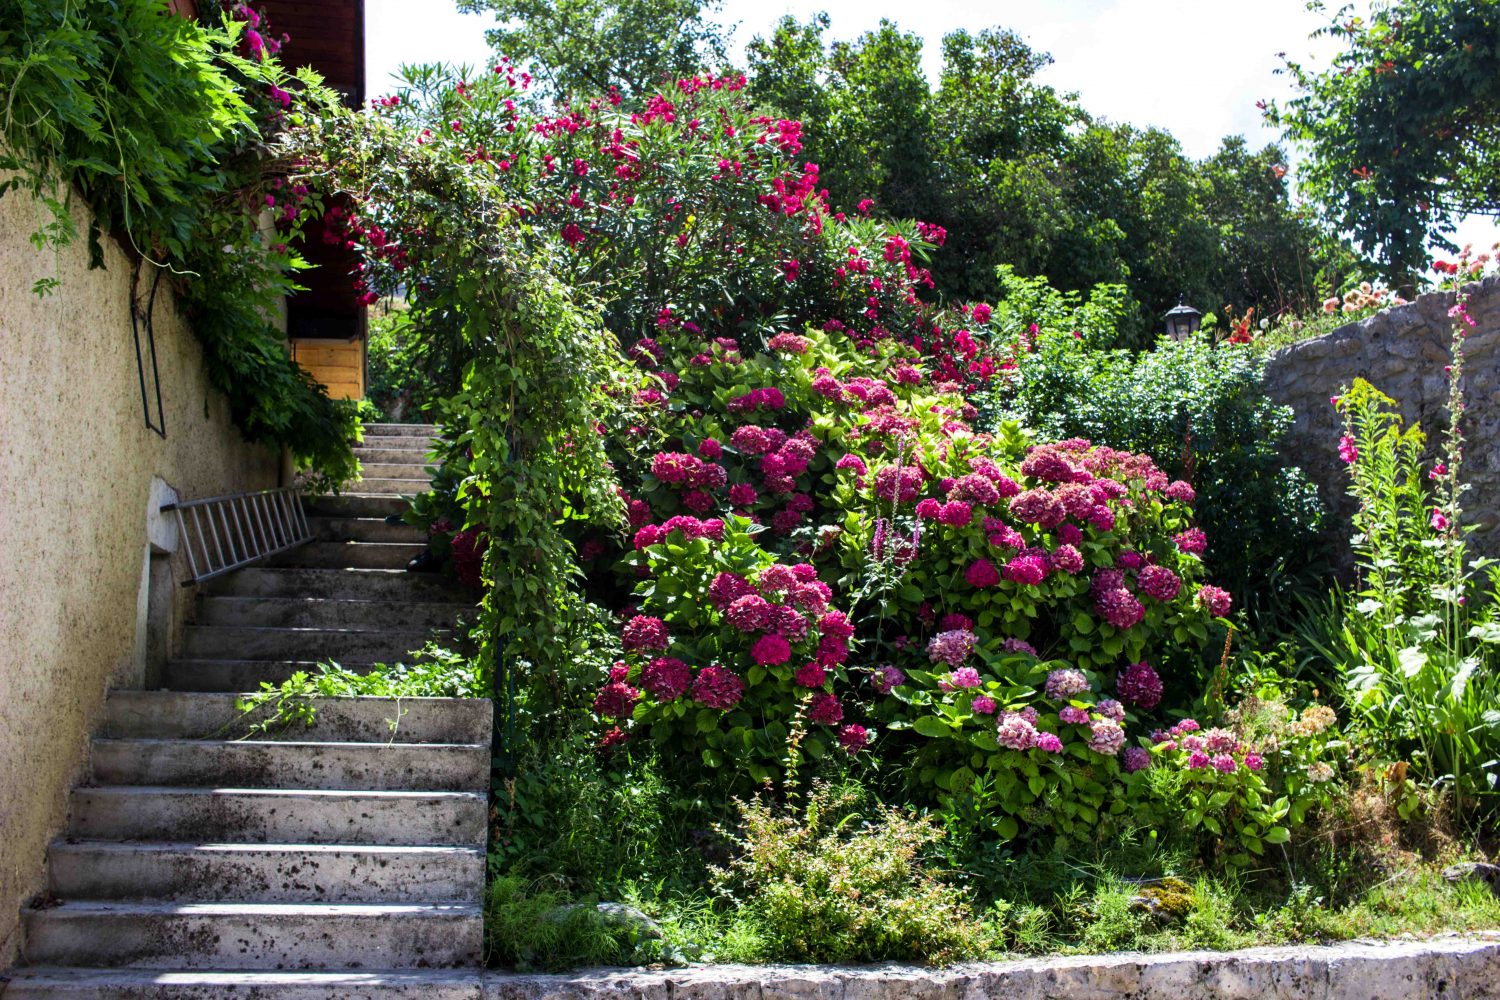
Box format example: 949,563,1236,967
358,462,434,480
47,842,484,904
196,596,470,631
165,659,376,692
69,787,487,846
0,967,483,998
203,567,470,603
354,446,441,464
303,494,409,519
351,479,430,496
181,625,434,663
363,423,440,436
269,542,428,570
104,692,492,744
310,516,426,544
21,900,481,970
90,739,488,792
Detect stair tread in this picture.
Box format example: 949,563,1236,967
93,737,486,751
53,840,482,854
3,967,480,984
79,785,484,798
33,900,479,916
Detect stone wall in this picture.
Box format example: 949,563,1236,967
1263,274,1500,558
0,187,281,963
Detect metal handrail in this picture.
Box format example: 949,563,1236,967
162,486,311,585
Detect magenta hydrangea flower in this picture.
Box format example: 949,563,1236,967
1050,544,1084,575
997,711,1038,750
950,666,982,689
971,695,997,715
709,572,754,608
1174,528,1208,556
1122,746,1151,773
728,483,758,506
871,664,906,693
1002,637,1038,656
1095,585,1145,630
1088,718,1126,756
938,500,973,527
838,724,869,752
622,615,670,653
1244,753,1264,771
750,633,792,666
1186,750,1210,770
1057,523,1084,545
593,680,639,719
1004,552,1049,585
1138,564,1182,602
915,498,942,520
1212,753,1237,773
1164,480,1196,503
1033,731,1064,753
1116,661,1163,710
1095,698,1125,722
729,425,775,455
726,594,774,633
698,438,723,459
1044,668,1091,700
808,692,843,725
927,629,977,666
692,665,745,710
1088,504,1117,532
1197,585,1233,617
794,661,827,688
1059,706,1090,725
965,558,1001,588
939,612,973,632
641,657,691,701
1010,488,1066,528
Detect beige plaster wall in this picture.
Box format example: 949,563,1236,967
0,188,280,963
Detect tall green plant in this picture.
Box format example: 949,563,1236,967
1307,287,1500,805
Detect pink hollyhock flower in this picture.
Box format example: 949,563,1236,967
1116,661,1163,710
1045,668,1091,700
971,695,997,714
642,657,691,700
692,666,744,709
794,661,827,688
838,724,869,752
622,615,669,652
1122,746,1151,772
1196,585,1232,618
965,559,1001,588
1431,508,1450,531
808,692,843,725
751,633,792,666
593,680,639,718
1338,435,1358,464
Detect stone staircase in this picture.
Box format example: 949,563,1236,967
4,424,492,997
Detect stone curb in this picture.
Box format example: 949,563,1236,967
481,934,1500,1000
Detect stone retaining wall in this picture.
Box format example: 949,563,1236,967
1262,275,1500,558
486,935,1500,999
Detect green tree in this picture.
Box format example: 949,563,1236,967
1268,0,1500,283
456,0,728,100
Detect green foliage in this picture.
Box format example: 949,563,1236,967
746,16,1342,331
711,781,995,964
455,0,729,101
985,279,1328,625
1296,350,1500,805
1268,0,1500,282
0,0,358,482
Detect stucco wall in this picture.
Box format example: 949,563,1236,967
1263,275,1500,559
0,188,280,963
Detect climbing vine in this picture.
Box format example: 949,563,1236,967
0,0,358,481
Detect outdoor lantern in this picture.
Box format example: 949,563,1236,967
1163,295,1202,342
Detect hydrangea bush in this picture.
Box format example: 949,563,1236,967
592,322,1237,828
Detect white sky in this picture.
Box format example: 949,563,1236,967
364,0,1500,259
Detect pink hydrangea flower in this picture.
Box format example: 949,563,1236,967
1211,753,1237,773
838,724,869,752
1004,552,1049,585
1174,528,1207,556
965,558,1001,588
928,629,977,666
1196,585,1232,617
1059,706,1090,725
692,666,744,709
1045,668,1090,700
950,666,982,689
750,633,792,665
1138,564,1181,602
997,711,1038,750
809,692,843,725
593,680,639,719
1033,731,1064,753
971,695,997,714
1186,750,1210,770
1088,719,1125,755
794,661,827,688
641,657,691,700
1116,661,1164,710
1122,746,1151,772
1095,698,1125,722
871,664,906,693
622,615,670,652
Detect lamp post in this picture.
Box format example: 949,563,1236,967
1164,295,1202,342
